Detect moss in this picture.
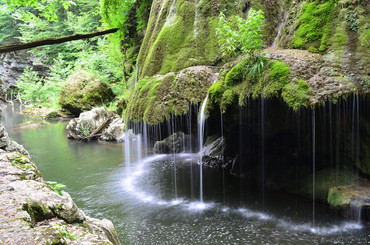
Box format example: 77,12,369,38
281,79,311,110
220,89,236,113
209,59,294,111
22,201,54,227
125,67,214,124
225,59,249,87
44,111,62,119
59,71,115,115
137,0,224,78
292,0,336,52
263,60,290,98
208,80,225,107
299,168,355,203
327,189,350,207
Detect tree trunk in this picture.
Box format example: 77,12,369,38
0,28,119,53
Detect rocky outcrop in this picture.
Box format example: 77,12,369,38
0,50,48,87
153,131,189,154
59,71,115,115
0,151,121,245
0,106,120,244
66,107,124,142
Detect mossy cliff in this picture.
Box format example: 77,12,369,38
126,0,368,123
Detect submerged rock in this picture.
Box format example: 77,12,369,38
59,71,115,115
66,107,124,142
154,131,189,154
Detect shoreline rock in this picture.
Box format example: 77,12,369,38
0,105,121,244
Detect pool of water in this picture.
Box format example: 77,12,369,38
2,103,369,244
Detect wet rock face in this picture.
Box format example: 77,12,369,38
154,131,189,154
66,107,124,142
0,50,48,87
59,71,115,115
201,136,225,169
0,151,121,245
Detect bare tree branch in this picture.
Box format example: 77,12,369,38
0,28,119,53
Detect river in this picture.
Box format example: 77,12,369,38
2,102,369,244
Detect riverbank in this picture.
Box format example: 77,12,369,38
0,104,121,245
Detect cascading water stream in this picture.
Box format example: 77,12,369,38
312,109,316,227
124,131,132,178
198,95,207,203
198,75,218,203
271,12,287,48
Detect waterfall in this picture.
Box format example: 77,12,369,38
193,0,199,39
198,95,207,202
261,95,265,209
312,109,316,227
137,134,143,162
165,0,177,26
272,12,287,48
198,75,218,203
124,131,132,173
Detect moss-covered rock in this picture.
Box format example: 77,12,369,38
153,131,189,153
59,71,115,115
298,168,356,203
125,66,217,124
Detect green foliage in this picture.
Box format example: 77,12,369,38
0,2,21,44
13,0,101,63
327,189,350,207
16,68,62,108
5,0,73,22
293,0,336,51
281,79,311,110
217,8,265,57
46,181,66,196
53,224,77,241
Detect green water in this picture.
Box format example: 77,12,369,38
2,103,370,244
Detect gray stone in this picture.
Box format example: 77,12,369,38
101,115,125,142
153,131,189,153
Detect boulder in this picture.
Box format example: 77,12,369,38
101,115,125,142
153,131,189,154
59,71,115,115
66,107,124,142
66,107,112,140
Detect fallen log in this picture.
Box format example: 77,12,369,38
0,28,119,53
